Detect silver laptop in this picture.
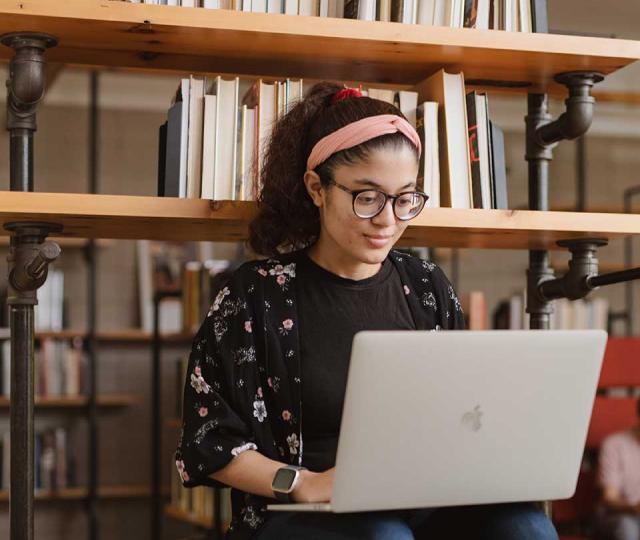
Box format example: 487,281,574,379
267,329,607,513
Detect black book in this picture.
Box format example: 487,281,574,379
343,0,359,19
465,91,483,209
489,121,508,209
390,0,404,22
158,121,168,197
530,0,548,33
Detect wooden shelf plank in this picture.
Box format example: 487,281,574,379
0,484,155,502
0,1,639,91
3,191,640,250
24,329,194,342
0,394,138,408
0,237,114,248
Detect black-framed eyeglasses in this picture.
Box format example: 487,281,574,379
327,179,429,221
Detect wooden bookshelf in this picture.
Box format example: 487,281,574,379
164,504,219,530
0,484,155,502
4,191,640,250
0,394,138,408
1,1,640,92
0,237,114,248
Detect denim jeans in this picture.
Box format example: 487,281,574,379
254,502,559,540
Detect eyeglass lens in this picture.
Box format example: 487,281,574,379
354,191,426,220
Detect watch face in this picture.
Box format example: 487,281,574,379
273,467,298,493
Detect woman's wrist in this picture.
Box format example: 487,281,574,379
291,469,316,503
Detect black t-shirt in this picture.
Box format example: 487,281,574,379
296,251,416,472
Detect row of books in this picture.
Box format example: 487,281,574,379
493,293,609,331
1,428,77,492
158,71,508,211
126,0,548,32
136,241,233,333
0,338,85,398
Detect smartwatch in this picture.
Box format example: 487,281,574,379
271,465,307,503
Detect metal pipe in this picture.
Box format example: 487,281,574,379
86,69,100,540
5,223,62,540
624,186,640,336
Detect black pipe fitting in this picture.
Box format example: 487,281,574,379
1,33,57,132
536,72,604,146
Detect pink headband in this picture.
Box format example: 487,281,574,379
306,114,422,172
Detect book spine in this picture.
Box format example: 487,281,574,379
465,92,482,208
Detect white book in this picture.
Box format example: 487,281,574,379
286,78,304,113
402,0,414,23
397,90,418,128
319,0,329,17
377,0,391,21
328,0,342,17
243,0,253,11
505,0,516,31
252,0,267,11
417,0,435,25
181,0,196,6
54,428,67,489
136,240,153,333
167,0,179,5
359,0,375,20
178,79,190,198
186,76,205,199
284,0,298,14
203,0,220,7
267,0,283,12
475,94,491,209
518,0,531,32
201,94,218,199
298,0,313,15
416,102,439,207
214,76,240,200
475,0,490,29
433,0,446,25
423,102,440,208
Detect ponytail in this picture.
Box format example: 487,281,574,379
248,81,416,257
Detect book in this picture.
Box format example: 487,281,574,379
489,121,508,209
164,101,184,197
465,91,483,208
475,92,492,208
415,69,472,208
416,102,440,207
530,0,547,32
201,94,218,200
186,76,205,199
158,121,167,197
213,76,240,201
416,0,435,25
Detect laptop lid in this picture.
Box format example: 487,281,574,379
330,329,606,513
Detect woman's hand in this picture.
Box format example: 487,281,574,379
292,467,335,503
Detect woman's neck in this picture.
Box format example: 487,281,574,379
306,237,382,281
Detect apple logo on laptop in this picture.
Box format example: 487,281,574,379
461,405,483,432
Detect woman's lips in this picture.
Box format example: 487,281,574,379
363,234,393,248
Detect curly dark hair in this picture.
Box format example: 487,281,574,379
248,81,419,257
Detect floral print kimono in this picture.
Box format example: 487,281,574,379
175,249,465,539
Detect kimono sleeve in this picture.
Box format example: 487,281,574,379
431,264,466,330
174,284,257,489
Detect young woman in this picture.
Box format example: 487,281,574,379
175,82,558,540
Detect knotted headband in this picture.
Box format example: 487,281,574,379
306,113,422,172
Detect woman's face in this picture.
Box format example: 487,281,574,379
306,144,420,267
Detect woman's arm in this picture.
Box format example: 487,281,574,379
211,449,334,503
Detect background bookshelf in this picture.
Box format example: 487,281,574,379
2,1,640,539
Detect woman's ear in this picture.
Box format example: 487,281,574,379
303,170,324,208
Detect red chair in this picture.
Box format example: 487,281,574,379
599,338,640,387
586,396,638,449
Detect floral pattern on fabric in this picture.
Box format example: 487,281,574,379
174,250,464,539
